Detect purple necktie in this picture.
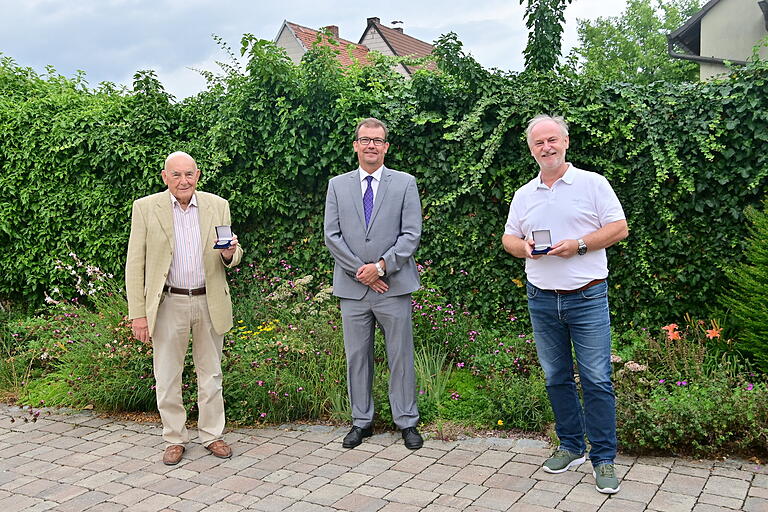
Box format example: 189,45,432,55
363,175,374,226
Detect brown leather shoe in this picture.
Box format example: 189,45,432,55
205,440,232,459
163,445,185,465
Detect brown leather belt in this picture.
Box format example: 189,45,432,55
165,286,206,296
552,279,605,295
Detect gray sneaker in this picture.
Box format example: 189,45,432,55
542,449,586,473
593,463,620,494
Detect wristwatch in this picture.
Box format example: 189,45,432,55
375,262,385,277
577,239,588,255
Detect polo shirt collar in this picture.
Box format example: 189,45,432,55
536,163,574,189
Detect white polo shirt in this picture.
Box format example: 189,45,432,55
504,164,625,290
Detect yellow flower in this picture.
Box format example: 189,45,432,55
512,278,523,288
497,420,504,426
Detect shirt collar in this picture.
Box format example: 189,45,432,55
170,192,198,208
359,166,384,182
536,163,574,188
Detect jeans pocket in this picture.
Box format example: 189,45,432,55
526,282,539,299
581,282,607,300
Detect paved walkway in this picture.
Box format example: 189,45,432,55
0,404,766,512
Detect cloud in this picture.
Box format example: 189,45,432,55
0,0,629,97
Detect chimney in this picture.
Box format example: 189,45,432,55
367,17,380,25
393,27,403,33
323,25,339,38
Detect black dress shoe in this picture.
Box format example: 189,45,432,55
401,427,423,450
342,425,373,448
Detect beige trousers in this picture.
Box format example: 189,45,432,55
153,291,225,446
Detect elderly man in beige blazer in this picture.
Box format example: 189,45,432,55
126,151,243,465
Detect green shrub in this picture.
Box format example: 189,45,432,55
617,379,768,456
721,199,768,372
3,40,768,332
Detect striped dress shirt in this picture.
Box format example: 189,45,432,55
166,194,205,289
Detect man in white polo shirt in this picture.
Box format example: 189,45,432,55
502,115,628,495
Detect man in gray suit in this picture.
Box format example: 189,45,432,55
324,117,423,450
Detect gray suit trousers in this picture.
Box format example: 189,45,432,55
340,292,419,429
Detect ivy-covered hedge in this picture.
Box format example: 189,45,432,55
1,35,767,328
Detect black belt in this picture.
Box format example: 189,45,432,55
165,286,206,296
551,279,605,295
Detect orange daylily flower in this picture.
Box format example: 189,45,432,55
667,330,682,341
705,327,723,339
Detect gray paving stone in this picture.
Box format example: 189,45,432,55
456,483,488,500
434,492,473,509
647,490,696,512
385,486,440,507
624,463,669,485
251,494,296,511
518,488,563,508
332,491,388,512
452,464,495,485
703,475,750,499
744,497,768,512
54,490,111,512
473,487,524,510
304,482,354,505
132,494,182,512
178,484,233,504
598,498,648,511
697,492,745,509
661,473,706,496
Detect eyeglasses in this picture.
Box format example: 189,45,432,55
356,137,387,146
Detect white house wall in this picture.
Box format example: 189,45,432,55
276,27,306,64
700,0,768,79
360,27,410,77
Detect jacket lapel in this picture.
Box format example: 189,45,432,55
196,193,213,249
347,170,366,230
154,190,174,246
367,166,391,233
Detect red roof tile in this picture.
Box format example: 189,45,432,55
285,21,370,67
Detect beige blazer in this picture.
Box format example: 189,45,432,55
125,190,244,336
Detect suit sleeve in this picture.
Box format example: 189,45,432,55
125,200,147,320
221,200,243,268
324,179,366,273
380,175,422,275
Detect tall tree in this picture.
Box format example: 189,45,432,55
520,0,574,72
573,0,700,83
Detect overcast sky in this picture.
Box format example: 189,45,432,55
1,0,628,99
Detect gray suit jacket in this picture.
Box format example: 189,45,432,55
324,166,422,299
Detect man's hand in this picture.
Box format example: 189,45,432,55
548,239,578,258
356,263,380,285
131,317,150,345
503,235,543,260
220,234,239,263
368,279,389,293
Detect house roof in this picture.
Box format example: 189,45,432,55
360,18,436,74
667,0,724,55
667,0,768,64
281,21,371,67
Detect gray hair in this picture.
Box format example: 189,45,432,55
164,151,197,170
525,115,569,145
355,117,389,140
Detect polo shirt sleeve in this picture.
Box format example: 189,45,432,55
595,175,626,225
504,191,525,238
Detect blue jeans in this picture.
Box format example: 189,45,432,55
526,280,616,465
